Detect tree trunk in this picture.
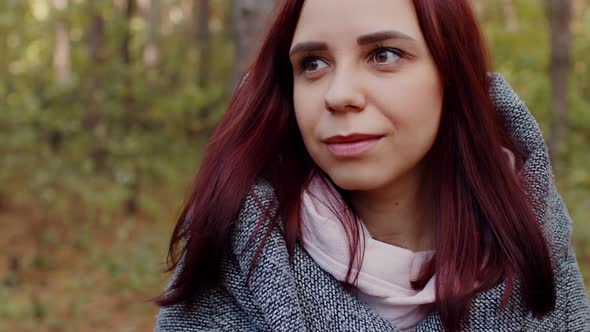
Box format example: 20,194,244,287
231,0,276,88
548,0,572,176
121,0,137,64
196,0,210,88
49,0,70,154
52,0,71,85
87,11,105,63
501,0,519,31
140,0,160,68
572,0,588,31
471,0,484,17
120,0,140,215
85,4,108,173
191,0,213,135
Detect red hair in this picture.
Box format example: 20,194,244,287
153,1,556,330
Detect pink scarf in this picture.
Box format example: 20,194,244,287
300,148,515,331
300,176,436,332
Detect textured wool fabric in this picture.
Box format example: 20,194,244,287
300,174,436,332
153,73,590,331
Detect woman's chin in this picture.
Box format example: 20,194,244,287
327,172,386,192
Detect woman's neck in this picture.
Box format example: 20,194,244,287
349,165,436,252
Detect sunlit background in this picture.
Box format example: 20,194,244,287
0,0,588,331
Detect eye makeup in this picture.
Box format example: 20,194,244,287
292,43,412,77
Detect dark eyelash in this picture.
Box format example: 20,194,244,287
372,43,407,59
296,54,323,72
294,44,407,73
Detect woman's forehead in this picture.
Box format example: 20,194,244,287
292,0,424,45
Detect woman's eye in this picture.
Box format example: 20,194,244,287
300,57,329,73
372,48,402,65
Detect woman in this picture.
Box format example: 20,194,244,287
153,0,590,331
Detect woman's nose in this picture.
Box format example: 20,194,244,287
323,68,366,113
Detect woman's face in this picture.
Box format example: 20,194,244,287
290,0,443,191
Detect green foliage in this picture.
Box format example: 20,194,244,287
0,0,224,220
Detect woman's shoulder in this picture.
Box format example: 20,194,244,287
154,178,280,332
230,176,287,257
246,177,278,208
235,177,279,229
153,285,258,332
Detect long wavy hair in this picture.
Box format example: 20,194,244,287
153,1,556,330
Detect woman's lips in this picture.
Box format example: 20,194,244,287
324,134,383,157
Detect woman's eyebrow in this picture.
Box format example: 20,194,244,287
289,30,416,57
357,30,417,45
289,41,327,57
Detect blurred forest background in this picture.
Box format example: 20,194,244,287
0,0,588,331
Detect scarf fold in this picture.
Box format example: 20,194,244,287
301,176,436,332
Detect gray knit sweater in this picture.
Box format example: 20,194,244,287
154,74,590,331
